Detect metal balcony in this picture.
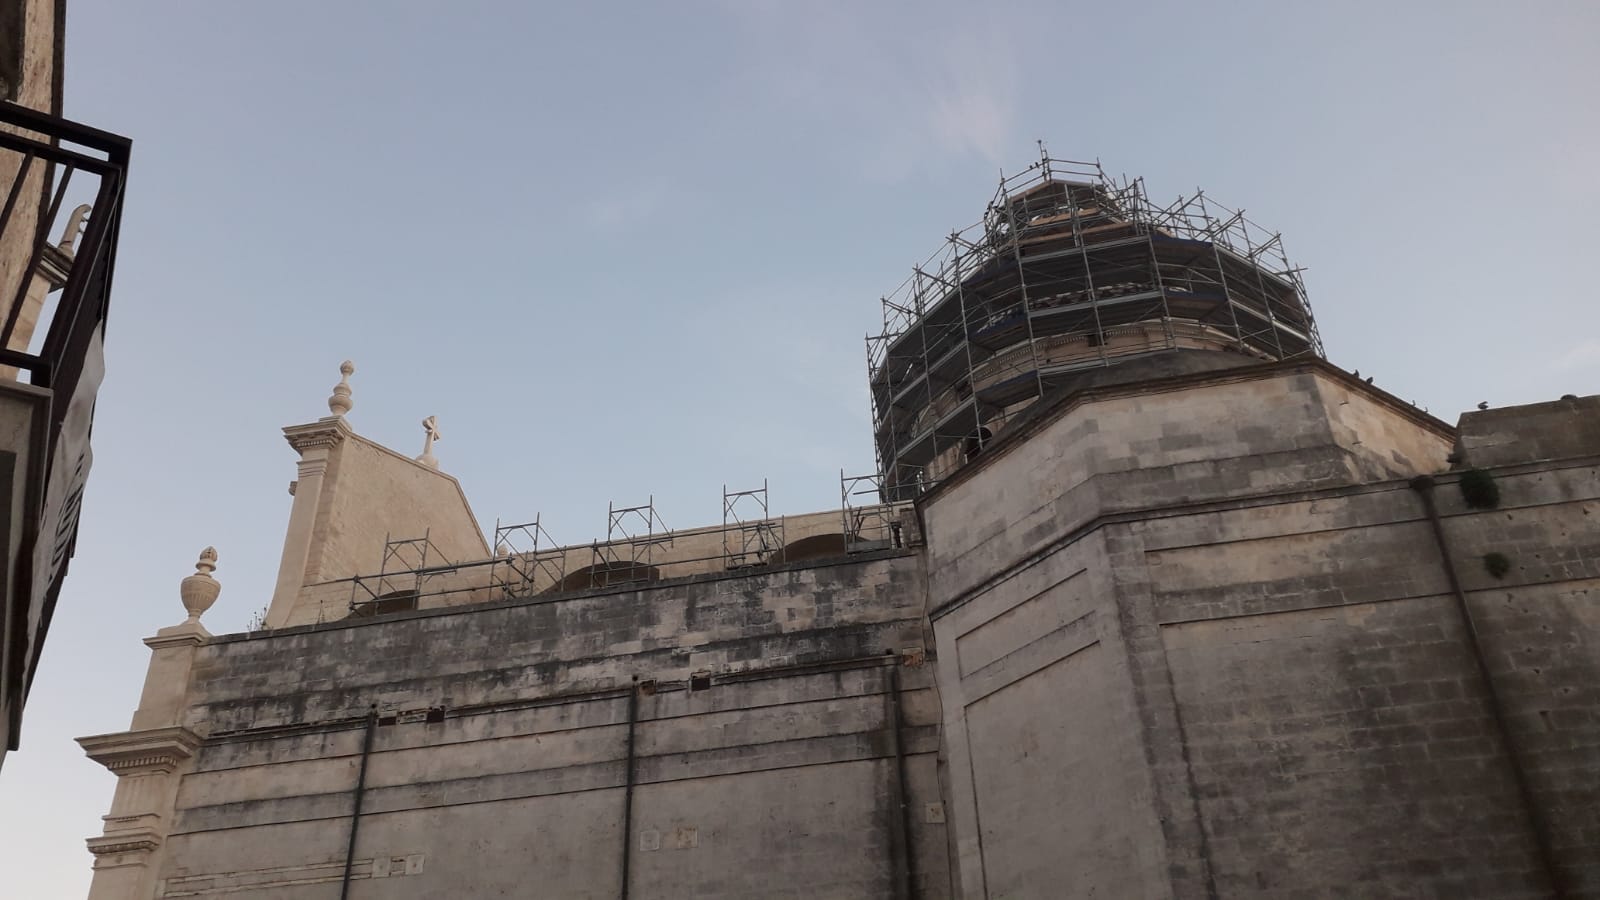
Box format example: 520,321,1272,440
0,100,129,760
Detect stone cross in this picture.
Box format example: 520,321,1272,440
416,415,441,469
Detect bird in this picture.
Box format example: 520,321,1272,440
1365,376,1374,385
1477,401,1489,410
1353,369,1360,379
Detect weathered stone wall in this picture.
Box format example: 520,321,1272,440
89,363,1599,898
930,532,1167,898
155,551,950,899
921,365,1598,898
1456,395,1600,468
922,365,1454,609
1429,462,1600,893
0,0,61,351
307,434,488,590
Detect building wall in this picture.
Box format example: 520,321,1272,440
1433,461,1600,893
0,0,62,349
1123,483,1548,898
921,365,1599,898
84,362,1600,898
929,529,1166,899
134,551,949,899
306,434,488,587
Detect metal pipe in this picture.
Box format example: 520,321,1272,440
1001,183,1051,394
886,662,914,900
1410,476,1567,898
620,683,639,900
340,708,378,900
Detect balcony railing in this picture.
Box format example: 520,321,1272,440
0,100,129,422
0,100,129,753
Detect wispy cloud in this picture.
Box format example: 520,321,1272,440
713,1,1020,180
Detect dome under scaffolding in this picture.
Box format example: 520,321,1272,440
868,156,1321,495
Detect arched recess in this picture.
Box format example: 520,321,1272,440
349,589,419,618
773,533,849,566
548,561,662,593
965,426,993,462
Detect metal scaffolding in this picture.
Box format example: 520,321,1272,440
589,497,673,586
315,477,916,620
349,531,453,616
842,471,899,552
723,481,783,569
491,515,566,601
868,151,1322,497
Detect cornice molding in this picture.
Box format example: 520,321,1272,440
283,416,353,453
77,726,203,775
86,829,161,857
143,621,210,649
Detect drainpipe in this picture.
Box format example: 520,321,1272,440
340,708,379,900
886,661,914,900
620,683,639,900
1410,476,1566,897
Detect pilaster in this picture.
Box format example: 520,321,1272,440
79,548,221,900
265,416,351,627
78,726,202,900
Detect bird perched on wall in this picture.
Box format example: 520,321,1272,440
1478,401,1490,410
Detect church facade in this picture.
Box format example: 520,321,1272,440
80,161,1599,899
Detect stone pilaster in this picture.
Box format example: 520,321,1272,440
264,416,351,627
79,548,220,899
78,726,201,900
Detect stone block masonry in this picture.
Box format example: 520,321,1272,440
81,358,1600,898
921,363,1600,898
129,551,950,899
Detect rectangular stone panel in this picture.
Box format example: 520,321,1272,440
964,643,1138,898
1161,598,1549,898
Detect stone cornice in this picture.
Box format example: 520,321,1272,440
77,726,203,775
86,828,161,857
916,358,1457,504
282,416,353,453
143,621,210,649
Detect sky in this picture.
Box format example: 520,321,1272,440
2,1,1598,895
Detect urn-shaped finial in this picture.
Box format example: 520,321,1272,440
328,360,356,417
179,547,221,624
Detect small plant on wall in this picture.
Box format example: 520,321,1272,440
1459,469,1501,509
1483,552,1512,579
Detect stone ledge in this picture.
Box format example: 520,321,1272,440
78,725,203,775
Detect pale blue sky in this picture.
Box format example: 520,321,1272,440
3,1,1598,895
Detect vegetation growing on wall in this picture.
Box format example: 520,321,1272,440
1459,469,1501,509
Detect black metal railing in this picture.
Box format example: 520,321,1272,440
0,101,130,431
0,101,129,752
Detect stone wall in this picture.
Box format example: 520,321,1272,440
88,363,1600,898
0,0,62,352
305,434,488,593
921,364,1597,898
147,551,950,899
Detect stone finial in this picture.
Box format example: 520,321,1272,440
328,361,356,417
416,415,441,469
58,204,92,256
179,547,220,624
